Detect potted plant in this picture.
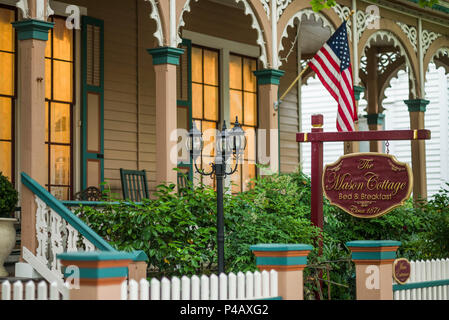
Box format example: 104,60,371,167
0,172,18,277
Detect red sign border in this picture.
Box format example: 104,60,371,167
322,152,414,219
393,258,412,285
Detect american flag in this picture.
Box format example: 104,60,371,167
308,22,357,132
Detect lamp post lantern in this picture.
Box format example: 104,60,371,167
187,117,246,274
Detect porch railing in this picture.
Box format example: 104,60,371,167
21,172,117,280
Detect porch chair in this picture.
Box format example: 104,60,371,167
177,171,190,196
74,186,103,201
120,169,150,202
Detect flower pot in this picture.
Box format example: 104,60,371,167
0,218,17,277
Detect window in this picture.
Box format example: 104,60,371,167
191,45,220,187
0,7,16,183
229,54,257,193
45,17,74,200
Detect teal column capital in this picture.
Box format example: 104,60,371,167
346,240,401,262
57,251,134,284
253,69,285,86
250,244,313,271
354,86,365,101
147,47,185,66
404,99,430,112
11,19,54,41
364,113,385,126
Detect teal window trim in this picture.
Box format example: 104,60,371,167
81,16,105,191
177,38,193,181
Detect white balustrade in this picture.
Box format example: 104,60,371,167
34,196,97,280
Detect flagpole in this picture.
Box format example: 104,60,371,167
276,10,355,106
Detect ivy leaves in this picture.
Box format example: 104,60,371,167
310,0,337,12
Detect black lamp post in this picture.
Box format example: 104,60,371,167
187,117,246,274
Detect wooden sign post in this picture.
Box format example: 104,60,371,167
297,114,431,233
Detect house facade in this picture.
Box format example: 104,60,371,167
1,0,449,261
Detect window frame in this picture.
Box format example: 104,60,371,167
228,52,259,193
0,4,17,184
191,44,222,188
182,30,260,192
45,15,76,200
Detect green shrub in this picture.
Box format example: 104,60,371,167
224,173,319,273
77,182,217,277
75,168,449,300
0,171,18,218
76,171,320,278
414,184,449,259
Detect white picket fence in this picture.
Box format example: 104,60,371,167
121,270,279,300
1,280,64,300
394,259,449,300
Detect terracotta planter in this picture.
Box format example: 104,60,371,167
0,218,17,277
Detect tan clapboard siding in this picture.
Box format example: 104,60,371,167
104,110,137,123
279,31,300,174
184,0,257,45
137,1,157,193
71,0,159,197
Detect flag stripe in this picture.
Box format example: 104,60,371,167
309,56,340,99
308,22,356,132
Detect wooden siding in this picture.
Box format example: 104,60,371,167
183,0,258,46
68,0,302,197
279,26,300,174
71,0,157,197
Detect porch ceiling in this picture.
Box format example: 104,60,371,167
299,17,333,56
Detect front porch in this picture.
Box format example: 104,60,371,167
0,0,448,296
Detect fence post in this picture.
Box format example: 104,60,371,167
57,251,133,300
347,240,401,300
250,244,313,300
128,251,149,282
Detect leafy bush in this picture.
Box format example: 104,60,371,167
414,184,449,259
0,171,18,218
224,173,319,273
76,171,319,278
75,169,449,300
77,183,217,277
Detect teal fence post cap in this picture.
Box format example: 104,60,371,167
250,244,314,252
130,250,149,262
346,240,402,248
57,251,135,262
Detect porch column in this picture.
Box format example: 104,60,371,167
345,86,365,154
12,19,54,258
365,113,385,153
147,47,184,186
366,48,383,153
404,99,429,202
253,69,285,175
347,240,401,300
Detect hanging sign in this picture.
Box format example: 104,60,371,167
323,153,413,218
393,258,411,284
